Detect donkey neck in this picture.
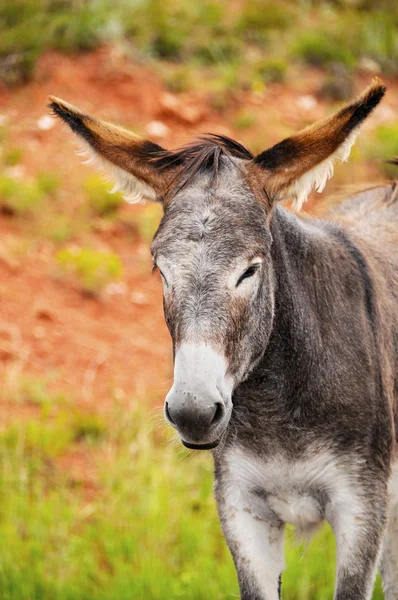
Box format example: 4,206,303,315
235,203,378,424
269,204,340,356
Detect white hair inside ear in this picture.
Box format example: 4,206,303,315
288,130,357,211
76,141,157,204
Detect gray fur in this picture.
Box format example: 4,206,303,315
49,85,397,598
152,160,398,599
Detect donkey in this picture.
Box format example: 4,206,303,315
49,79,398,599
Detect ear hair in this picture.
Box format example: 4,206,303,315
48,96,171,204
75,141,156,204
252,78,386,210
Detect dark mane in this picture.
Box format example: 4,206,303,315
147,134,253,194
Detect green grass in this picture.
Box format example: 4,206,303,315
55,246,123,295
4,148,23,166
365,123,398,178
0,176,42,214
83,175,124,218
0,390,386,599
6,374,68,407
291,30,356,69
0,172,60,216
0,0,397,86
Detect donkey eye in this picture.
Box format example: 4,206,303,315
159,269,168,287
236,265,258,287
153,263,168,287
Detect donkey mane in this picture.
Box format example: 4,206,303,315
148,134,254,195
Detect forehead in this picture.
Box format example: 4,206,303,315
151,164,269,260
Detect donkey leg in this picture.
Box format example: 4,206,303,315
328,491,388,600
215,481,285,600
380,462,398,599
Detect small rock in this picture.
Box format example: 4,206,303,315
4,165,25,179
159,92,180,113
319,78,354,102
37,115,55,131
158,92,206,125
319,65,354,102
296,95,317,111
145,121,170,138
104,282,128,296
130,291,147,305
0,342,17,361
179,105,206,125
35,307,55,321
358,57,381,74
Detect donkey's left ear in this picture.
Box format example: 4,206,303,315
49,96,176,203
249,79,386,210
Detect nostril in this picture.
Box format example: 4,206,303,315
211,402,224,426
165,402,175,425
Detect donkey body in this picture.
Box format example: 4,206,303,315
214,180,398,600
50,79,398,599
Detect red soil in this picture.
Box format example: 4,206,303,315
0,47,397,489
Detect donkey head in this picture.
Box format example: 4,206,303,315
50,79,385,449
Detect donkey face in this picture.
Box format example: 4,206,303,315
50,78,385,449
151,163,276,448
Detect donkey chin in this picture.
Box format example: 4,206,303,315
164,343,234,450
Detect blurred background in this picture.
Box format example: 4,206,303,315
0,1,397,598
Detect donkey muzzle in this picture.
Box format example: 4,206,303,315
165,389,226,448
164,343,233,449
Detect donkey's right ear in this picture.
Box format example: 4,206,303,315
247,79,386,211
48,96,176,203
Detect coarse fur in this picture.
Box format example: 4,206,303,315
50,79,398,599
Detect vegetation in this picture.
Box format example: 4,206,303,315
0,0,397,86
0,2,396,598
0,385,385,599
55,246,123,294
365,123,398,178
0,176,42,215
0,170,61,216
83,175,124,218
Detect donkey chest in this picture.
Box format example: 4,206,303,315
222,446,350,528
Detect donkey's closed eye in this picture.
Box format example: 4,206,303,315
158,269,168,287
236,265,259,287
153,264,169,287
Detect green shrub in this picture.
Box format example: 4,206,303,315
193,39,240,66
37,172,59,196
70,412,107,444
162,66,192,93
4,148,22,166
0,0,117,83
234,110,257,130
2,417,75,458
38,213,75,244
291,31,356,68
0,176,42,214
16,376,67,407
353,12,398,75
236,0,295,39
55,246,123,294
365,123,398,177
83,175,124,217
0,0,397,86
256,58,287,83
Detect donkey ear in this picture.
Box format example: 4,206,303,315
48,96,173,203
250,79,386,210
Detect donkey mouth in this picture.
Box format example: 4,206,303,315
181,439,220,450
